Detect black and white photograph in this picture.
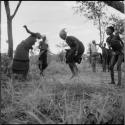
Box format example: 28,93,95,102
1,1,125,124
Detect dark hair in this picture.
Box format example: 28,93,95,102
107,26,114,32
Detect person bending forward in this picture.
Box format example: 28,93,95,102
59,28,85,79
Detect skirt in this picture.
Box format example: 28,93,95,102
12,59,29,75
65,49,84,64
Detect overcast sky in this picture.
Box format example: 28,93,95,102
1,1,125,54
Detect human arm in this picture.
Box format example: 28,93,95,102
23,25,36,36
23,25,42,39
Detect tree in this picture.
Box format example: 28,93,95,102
73,1,123,45
4,1,22,59
74,1,108,45
114,19,125,33
0,1,1,54
103,1,124,14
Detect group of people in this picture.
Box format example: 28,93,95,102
90,26,124,86
11,26,85,80
12,25,48,79
11,25,124,86
89,40,110,72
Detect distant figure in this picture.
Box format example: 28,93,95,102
12,25,42,80
98,43,110,72
106,26,124,86
38,35,48,76
58,51,65,63
59,28,85,79
90,40,98,72
88,43,92,66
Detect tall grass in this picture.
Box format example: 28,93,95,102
1,55,124,124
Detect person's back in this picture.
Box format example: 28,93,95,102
14,39,33,61
66,35,84,64
66,36,84,52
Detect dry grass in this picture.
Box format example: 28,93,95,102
1,56,125,124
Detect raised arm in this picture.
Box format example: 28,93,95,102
23,25,36,36
23,25,42,39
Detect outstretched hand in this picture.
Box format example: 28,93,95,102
23,25,27,28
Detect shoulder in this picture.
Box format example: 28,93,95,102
66,36,76,40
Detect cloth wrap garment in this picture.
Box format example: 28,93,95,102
65,36,85,64
12,35,36,75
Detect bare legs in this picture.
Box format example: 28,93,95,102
68,63,79,79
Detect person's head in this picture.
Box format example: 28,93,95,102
39,35,47,46
59,28,67,40
92,40,96,45
106,26,114,35
42,35,46,42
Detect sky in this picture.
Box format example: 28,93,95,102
1,1,125,54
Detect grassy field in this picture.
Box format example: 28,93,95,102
1,55,125,124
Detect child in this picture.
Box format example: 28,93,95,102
38,35,48,76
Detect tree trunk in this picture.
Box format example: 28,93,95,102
4,1,22,60
102,31,105,44
0,1,1,54
98,18,102,44
7,19,13,59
